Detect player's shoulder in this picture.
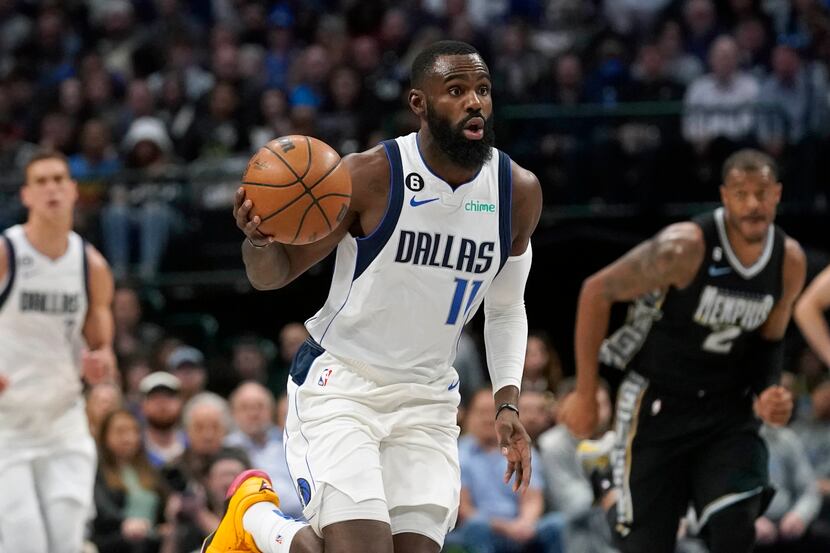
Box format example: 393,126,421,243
509,158,542,205
342,144,390,213
783,235,806,267
652,222,706,281
657,221,705,251
782,235,807,292
84,243,113,281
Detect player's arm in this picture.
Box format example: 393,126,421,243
753,238,806,425
237,147,388,290
794,260,830,367
82,244,117,384
0,239,7,394
563,223,705,437
485,161,542,494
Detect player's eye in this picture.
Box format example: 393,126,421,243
448,87,461,96
478,86,490,95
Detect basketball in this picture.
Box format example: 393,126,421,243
241,136,352,245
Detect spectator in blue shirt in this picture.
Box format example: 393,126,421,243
446,388,565,553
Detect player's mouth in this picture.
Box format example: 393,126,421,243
46,199,60,208
462,117,485,140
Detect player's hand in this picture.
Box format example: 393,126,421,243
0,374,8,395
559,390,598,439
495,409,532,493
755,516,778,544
234,187,273,246
756,385,793,426
121,517,151,540
82,348,116,385
780,511,807,539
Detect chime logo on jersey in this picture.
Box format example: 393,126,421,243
19,291,81,314
692,285,774,330
394,231,494,274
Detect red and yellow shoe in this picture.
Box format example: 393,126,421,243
201,469,280,553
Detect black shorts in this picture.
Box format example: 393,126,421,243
611,371,770,553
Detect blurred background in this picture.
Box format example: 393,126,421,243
5,1,830,551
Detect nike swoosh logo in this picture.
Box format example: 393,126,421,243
410,196,440,207
448,379,460,391
708,265,732,277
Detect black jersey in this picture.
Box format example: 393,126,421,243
600,207,785,394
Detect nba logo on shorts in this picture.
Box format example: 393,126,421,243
318,368,334,386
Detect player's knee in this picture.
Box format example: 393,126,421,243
703,495,762,553
322,519,394,553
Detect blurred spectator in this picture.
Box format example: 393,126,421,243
735,15,772,78
657,20,705,86
275,392,289,429
288,44,332,109
165,391,232,486
102,116,179,280
36,111,76,154
603,0,674,37
112,286,163,360
492,22,544,103
264,14,298,91
230,336,271,385
68,119,121,181
224,381,304,518
155,72,196,146
518,390,553,443
140,371,186,467
625,42,686,102
162,448,251,553
793,380,830,514
522,331,563,394
276,322,309,374
754,424,829,552
166,345,207,401
447,388,565,553
683,35,759,183
683,0,723,63
178,81,248,162
87,382,126,439
117,80,157,138
584,37,631,106
122,353,153,414
757,42,829,202
92,410,166,553
538,377,616,552
249,88,291,151
318,66,368,154
147,39,213,102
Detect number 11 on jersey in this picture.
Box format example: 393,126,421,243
446,278,483,325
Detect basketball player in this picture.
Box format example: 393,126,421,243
203,40,541,553
794,263,830,367
560,149,806,553
0,151,116,553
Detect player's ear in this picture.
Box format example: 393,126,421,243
409,89,426,117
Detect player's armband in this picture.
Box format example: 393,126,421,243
484,243,532,392
746,335,785,394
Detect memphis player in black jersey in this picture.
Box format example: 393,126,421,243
561,149,807,553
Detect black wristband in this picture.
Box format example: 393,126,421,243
496,402,519,420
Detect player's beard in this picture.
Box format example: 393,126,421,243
426,103,495,170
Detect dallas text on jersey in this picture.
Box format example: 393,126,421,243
393,230,495,274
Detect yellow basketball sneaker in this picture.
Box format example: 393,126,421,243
201,469,280,553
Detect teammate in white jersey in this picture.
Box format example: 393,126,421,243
202,41,543,553
0,150,116,553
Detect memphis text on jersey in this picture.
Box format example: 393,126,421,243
19,291,82,314
394,231,495,274
692,285,774,331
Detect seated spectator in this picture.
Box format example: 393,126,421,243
92,410,167,553
163,392,232,488
68,118,121,182
518,389,553,443
87,382,125,439
538,378,615,552
793,380,830,517
112,286,163,360
224,381,304,518
230,335,271,385
140,371,186,467
122,353,153,415
101,116,180,281
522,331,563,394
162,448,251,553
754,423,830,552
446,388,565,553
657,20,705,86
166,345,208,402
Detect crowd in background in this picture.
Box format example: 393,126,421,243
3,1,830,215
79,284,830,552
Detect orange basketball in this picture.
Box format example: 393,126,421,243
241,135,352,245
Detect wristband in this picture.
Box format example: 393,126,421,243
247,237,270,249
496,402,519,420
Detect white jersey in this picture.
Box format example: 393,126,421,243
0,224,89,442
306,132,512,383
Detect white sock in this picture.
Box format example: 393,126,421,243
243,502,309,553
